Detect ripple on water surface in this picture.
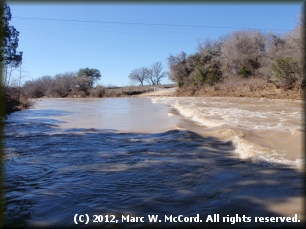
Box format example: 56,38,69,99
4,98,304,228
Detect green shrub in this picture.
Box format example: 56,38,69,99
270,57,300,89
193,66,221,86
178,81,184,87
238,66,252,78
193,66,208,84
206,70,221,86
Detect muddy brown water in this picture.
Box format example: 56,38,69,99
4,97,304,228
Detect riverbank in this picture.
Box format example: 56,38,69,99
5,81,302,117
5,94,34,116
138,83,302,101
175,82,302,100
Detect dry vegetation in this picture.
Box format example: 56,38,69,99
175,78,302,100
168,22,304,100
21,75,176,99
5,87,34,114
3,1,304,117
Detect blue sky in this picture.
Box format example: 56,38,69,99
8,2,303,86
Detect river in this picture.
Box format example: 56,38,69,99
3,97,304,228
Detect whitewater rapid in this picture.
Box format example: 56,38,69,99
151,96,304,169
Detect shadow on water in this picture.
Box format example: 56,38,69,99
18,109,74,117
5,109,72,131
3,120,305,228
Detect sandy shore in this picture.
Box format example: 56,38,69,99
136,87,177,97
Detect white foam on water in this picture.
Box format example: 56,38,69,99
172,101,225,128
150,97,159,103
152,96,304,168
212,128,302,168
231,135,301,168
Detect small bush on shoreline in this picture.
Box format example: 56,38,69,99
5,87,35,115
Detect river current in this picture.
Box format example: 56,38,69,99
3,97,304,228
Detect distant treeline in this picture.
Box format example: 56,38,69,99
167,24,304,91
22,68,108,98
3,1,304,117
21,25,304,101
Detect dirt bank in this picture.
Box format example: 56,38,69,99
174,83,303,100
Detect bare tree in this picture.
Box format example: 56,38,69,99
219,30,267,78
150,62,166,85
48,73,73,97
267,24,302,87
71,76,94,95
197,39,221,57
5,65,14,87
144,67,154,85
16,65,27,102
23,79,44,98
167,52,189,85
128,67,149,86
